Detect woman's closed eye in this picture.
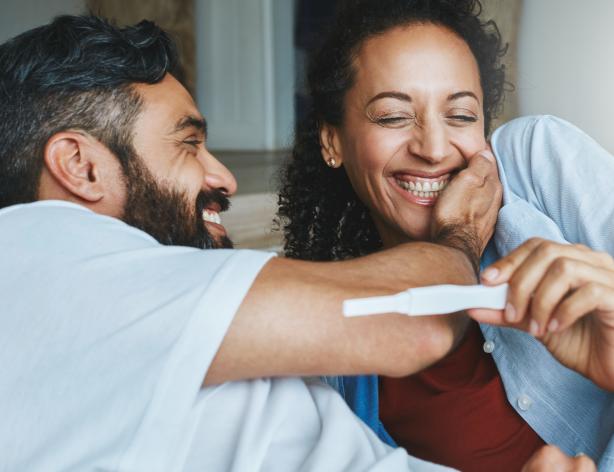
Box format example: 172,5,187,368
371,114,415,128
446,109,478,125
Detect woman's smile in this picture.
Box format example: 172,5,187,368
390,171,454,206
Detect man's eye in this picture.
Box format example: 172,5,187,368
448,115,478,123
183,139,203,148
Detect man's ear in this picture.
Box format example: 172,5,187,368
319,123,343,168
43,131,106,203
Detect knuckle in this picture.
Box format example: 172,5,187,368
525,237,544,250
576,455,592,464
536,241,560,260
576,455,597,471
531,296,550,316
585,282,602,298
551,257,575,276
597,251,614,267
460,171,482,186
538,444,560,458
508,279,528,304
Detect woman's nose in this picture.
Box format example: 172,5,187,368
407,120,450,164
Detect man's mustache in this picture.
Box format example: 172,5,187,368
196,189,231,214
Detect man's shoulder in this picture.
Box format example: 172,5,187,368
0,200,158,249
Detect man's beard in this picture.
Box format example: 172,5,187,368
120,157,233,249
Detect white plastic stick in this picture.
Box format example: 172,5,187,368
343,283,508,317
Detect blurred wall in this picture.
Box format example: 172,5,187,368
196,0,295,151
517,0,614,152
86,0,196,95
481,0,522,133
0,0,84,43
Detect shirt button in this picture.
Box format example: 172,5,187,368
483,340,495,354
517,395,533,411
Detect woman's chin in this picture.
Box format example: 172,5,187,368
377,222,432,248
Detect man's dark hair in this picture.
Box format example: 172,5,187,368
278,0,509,261
0,15,179,209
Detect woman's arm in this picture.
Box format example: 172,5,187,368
491,114,614,254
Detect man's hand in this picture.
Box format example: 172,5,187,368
469,238,614,391
431,149,502,273
521,445,596,472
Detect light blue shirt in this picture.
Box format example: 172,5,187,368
325,115,614,470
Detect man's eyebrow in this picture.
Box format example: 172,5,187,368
447,91,480,103
173,115,208,138
366,91,412,106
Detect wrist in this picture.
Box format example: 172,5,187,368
432,223,481,276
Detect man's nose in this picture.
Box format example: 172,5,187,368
407,120,450,164
202,151,238,196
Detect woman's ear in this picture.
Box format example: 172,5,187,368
319,123,343,168
42,131,106,203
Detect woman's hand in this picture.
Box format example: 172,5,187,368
468,238,614,391
521,445,596,472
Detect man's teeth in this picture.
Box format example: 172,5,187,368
395,178,449,198
202,209,221,225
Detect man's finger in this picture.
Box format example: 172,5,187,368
464,149,498,180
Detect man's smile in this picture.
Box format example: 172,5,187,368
202,208,222,225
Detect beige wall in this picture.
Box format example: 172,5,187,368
517,0,614,152
87,0,196,95
480,0,522,132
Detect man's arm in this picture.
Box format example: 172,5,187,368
206,242,475,385
206,150,501,385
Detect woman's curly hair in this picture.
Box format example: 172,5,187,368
278,0,509,261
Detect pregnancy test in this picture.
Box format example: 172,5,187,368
343,283,508,317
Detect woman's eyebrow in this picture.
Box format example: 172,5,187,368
366,91,412,106
448,91,480,103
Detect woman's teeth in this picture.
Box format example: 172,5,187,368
395,178,449,198
202,209,221,225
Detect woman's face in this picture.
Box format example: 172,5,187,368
324,23,487,247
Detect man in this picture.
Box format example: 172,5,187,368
0,15,597,471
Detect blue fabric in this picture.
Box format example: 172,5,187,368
323,116,614,470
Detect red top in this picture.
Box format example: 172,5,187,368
379,321,545,472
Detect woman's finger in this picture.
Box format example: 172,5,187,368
533,260,614,334
480,237,543,285
521,445,596,472
481,241,609,287
487,242,608,325
552,282,614,333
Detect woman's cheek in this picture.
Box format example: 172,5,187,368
451,132,487,162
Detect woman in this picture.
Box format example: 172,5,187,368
278,0,614,471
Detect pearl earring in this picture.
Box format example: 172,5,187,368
326,158,337,168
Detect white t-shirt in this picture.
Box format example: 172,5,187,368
0,201,451,472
